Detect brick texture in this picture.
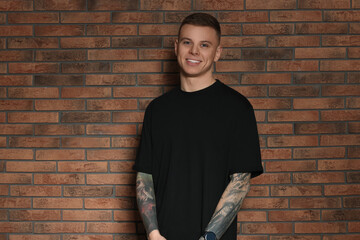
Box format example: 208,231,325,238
0,0,359,239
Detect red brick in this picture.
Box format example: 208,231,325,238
11,186,60,197
269,36,320,47
247,0,295,9
0,75,32,86
113,112,144,123
216,61,265,72
242,49,293,60
268,111,319,122
9,63,58,74
290,197,341,209
61,12,110,23
87,149,136,161
221,49,242,60
295,123,346,134
61,112,110,123
355,0,360,8
299,0,350,9
0,209,7,220
63,210,111,221
61,37,110,48
257,124,293,135
33,198,82,209
325,11,360,21
35,125,85,136
36,50,86,61
239,237,268,240
140,24,179,36
232,86,267,97
349,48,360,58
324,236,360,240
58,162,107,173
137,74,179,87
34,174,85,185
325,184,360,196
323,36,360,47
268,136,318,147
139,49,175,60
35,99,84,111
322,60,360,71
295,73,345,84
85,198,134,209
10,210,60,221
0,222,32,233
87,222,135,233
9,236,61,240
112,137,139,148
350,23,360,33
243,223,292,234
35,0,85,10
113,61,161,73
64,186,112,197
0,64,5,74
249,99,291,110
0,50,33,61
271,11,321,22
243,24,294,35
294,172,344,184
261,149,292,160
9,87,59,98
113,36,162,48
0,185,8,195
349,147,360,158
61,87,111,98
36,149,85,160
295,222,346,234
62,62,110,73
0,13,4,24
323,209,360,221
88,49,137,61
217,12,268,23
114,210,140,221
268,60,318,71
63,236,112,240
113,12,162,23
0,174,32,184
321,110,360,121
349,123,360,133
0,100,33,110
35,25,84,36
295,47,346,59
141,0,190,10
294,98,344,109
344,197,360,208
241,73,291,84
8,37,58,49
88,0,137,10
86,174,135,185
0,0,33,11
323,85,360,96
319,160,360,171
271,185,321,196
269,210,320,221
62,137,110,148
270,86,319,97
110,161,135,173
0,88,5,98
9,137,60,148
219,37,267,48
86,74,135,86
251,173,291,185
294,147,345,159
349,222,360,232
297,23,347,34
0,26,32,36
194,0,243,10
87,25,136,36
8,12,58,23
6,161,56,172
0,149,33,160
321,135,360,146
0,198,31,208
115,186,135,197
113,87,162,98
86,124,136,135
34,222,85,233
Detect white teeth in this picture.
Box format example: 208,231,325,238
187,59,200,63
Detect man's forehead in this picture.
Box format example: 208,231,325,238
178,24,220,42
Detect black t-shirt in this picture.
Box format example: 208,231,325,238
133,80,263,240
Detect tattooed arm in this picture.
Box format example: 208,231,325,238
136,172,166,240
202,172,251,240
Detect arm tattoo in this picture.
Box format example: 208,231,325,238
205,172,251,239
136,172,159,236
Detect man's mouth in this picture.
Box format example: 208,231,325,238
186,59,201,63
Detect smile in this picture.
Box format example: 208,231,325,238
186,59,201,63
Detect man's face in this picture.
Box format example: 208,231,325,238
175,24,222,78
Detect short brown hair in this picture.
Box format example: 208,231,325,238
178,13,221,42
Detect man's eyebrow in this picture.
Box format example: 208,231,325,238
179,38,213,44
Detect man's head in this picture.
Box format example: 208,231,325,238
178,13,221,44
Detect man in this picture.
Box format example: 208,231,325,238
133,13,263,240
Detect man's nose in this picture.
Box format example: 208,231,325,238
190,44,199,55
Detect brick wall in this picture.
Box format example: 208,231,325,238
0,0,359,239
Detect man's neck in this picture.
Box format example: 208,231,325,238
180,73,216,92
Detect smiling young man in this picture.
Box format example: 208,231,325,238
134,13,263,240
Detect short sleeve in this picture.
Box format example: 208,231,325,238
228,99,263,178
133,102,153,174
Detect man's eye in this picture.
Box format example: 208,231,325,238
183,41,190,45
201,43,209,47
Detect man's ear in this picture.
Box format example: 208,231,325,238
214,45,222,62
174,39,178,56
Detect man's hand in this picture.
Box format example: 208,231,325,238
149,229,167,240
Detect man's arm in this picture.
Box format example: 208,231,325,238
136,172,166,240
203,172,251,239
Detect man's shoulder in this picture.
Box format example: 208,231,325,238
217,81,253,110
146,87,179,110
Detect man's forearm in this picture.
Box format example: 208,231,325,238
204,172,251,239
136,172,159,236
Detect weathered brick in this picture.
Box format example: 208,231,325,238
141,0,191,10
241,73,291,84
87,222,136,233
9,63,58,74
33,198,83,209
247,0,296,9
323,85,360,96
344,197,360,208
0,173,31,184
61,12,110,23
269,210,320,221
268,60,318,71
0,26,33,36
63,210,112,221
325,185,360,196
115,186,135,197
293,172,344,183
0,149,33,160
9,87,59,98
270,86,319,97
321,110,360,121
266,160,316,172
88,0,137,10
269,36,320,47
271,11,322,22
58,162,107,173
294,72,345,84
36,99,84,111
0,222,32,233
62,62,110,73
271,185,321,196
36,50,86,61
61,137,110,148
35,25,84,36
87,25,136,36
61,112,110,123
349,73,360,83
221,37,267,47
294,123,346,134
63,236,112,240
110,161,135,173
64,186,112,197
6,161,56,172
8,12,58,23
323,210,360,221
293,98,344,109
349,48,360,58
250,99,290,110
319,160,360,171
112,137,139,148
220,12,269,23
350,23,360,33
86,75,136,86
87,149,136,161
9,112,58,123
321,135,360,146
323,36,360,46
299,0,350,9
290,197,341,209
9,137,60,148
216,61,265,72
114,210,140,221
87,124,136,135
268,136,318,147
325,11,360,21
242,49,293,60
194,0,243,10
10,186,61,196
0,75,32,86
251,173,291,185
243,24,294,35
321,60,360,71
8,37,58,49
0,198,31,208
84,198,134,209
34,174,85,185
0,0,33,11
9,210,60,221
349,147,360,158
261,149,292,160
349,123,360,133
0,124,33,135
139,49,175,60
242,223,292,234
86,174,135,185
295,222,346,234
0,50,33,61
294,147,345,159
113,12,162,23
35,125,85,136
268,111,319,122
36,149,85,160
34,222,85,233
35,0,85,10
61,37,110,48
113,62,162,73
295,47,346,59
0,100,33,110
112,37,162,48
61,87,111,98
9,235,61,240
89,49,137,61
323,235,360,240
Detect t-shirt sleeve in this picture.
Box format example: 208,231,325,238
228,98,263,178
133,102,153,174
